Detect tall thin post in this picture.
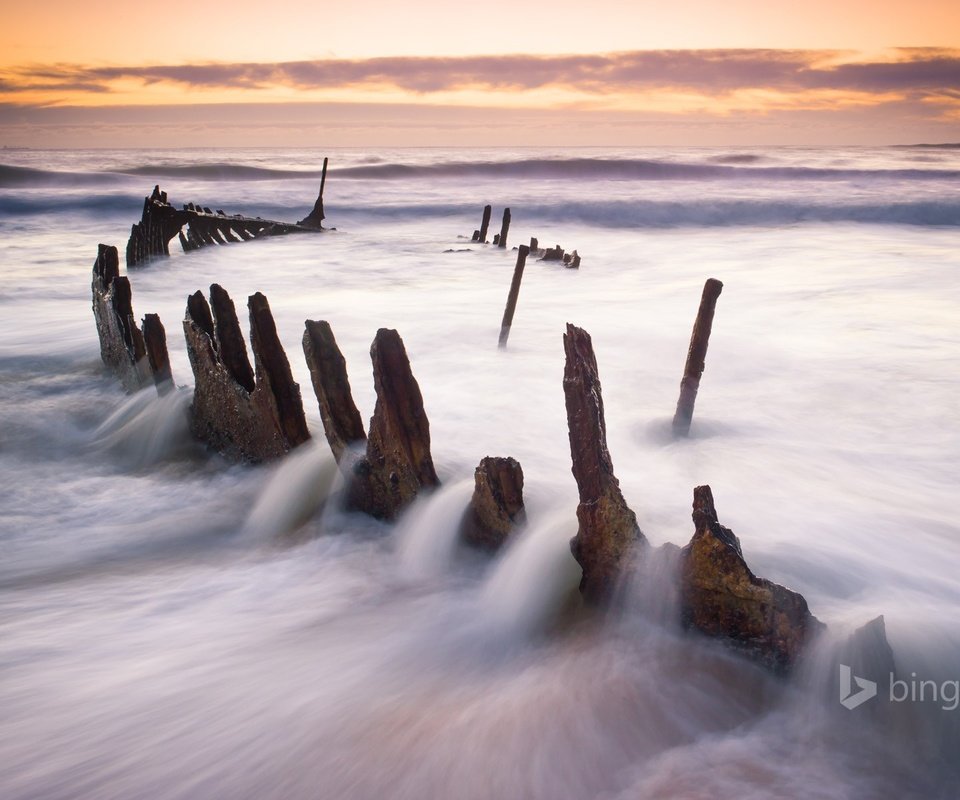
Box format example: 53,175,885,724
673,278,723,436
319,156,328,201
478,205,492,243
498,208,511,249
498,245,529,348
298,156,328,229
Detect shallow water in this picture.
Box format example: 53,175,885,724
1,146,959,798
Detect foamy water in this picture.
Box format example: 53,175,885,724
1,146,958,798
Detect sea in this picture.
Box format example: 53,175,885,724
1,146,958,799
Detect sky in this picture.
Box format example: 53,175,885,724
1,0,958,147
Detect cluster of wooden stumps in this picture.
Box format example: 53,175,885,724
470,205,581,267
466,207,583,349
92,241,889,675
125,158,329,268
95,179,891,677
92,245,522,546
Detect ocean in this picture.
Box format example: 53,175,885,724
1,146,958,798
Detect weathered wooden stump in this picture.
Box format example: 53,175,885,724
460,456,525,551
563,323,646,603
184,286,309,462
302,322,440,520
673,278,723,436
91,244,152,392
498,244,530,349
142,313,173,395
302,320,367,462
679,485,823,673
542,245,564,262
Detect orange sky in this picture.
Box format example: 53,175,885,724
1,1,958,146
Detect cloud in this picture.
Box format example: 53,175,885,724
2,48,958,100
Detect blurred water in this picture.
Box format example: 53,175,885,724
0,146,958,798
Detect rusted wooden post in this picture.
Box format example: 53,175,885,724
478,205,492,243
673,278,723,436
498,245,529,348
498,208,511,249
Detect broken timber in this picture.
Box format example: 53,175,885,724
92,243,172,393
464,207,581,267
460,456,525,551
498,245,530,348
126,162,330,267
561,321,823,672
303,322,440,520
673,278,723,436
563,323,646,604
680,485,823,673
184,285,310,462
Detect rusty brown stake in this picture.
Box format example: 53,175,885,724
498,245,530,349
673,278,723,436
498,208,511,249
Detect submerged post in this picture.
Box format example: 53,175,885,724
498,245,529,349
478,205,492,243
498,208,511,249
673,278,723,436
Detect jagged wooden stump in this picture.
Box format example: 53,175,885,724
303,322,440,520
679,485,823,673
184,285,309,462
460,456,525,550
563,323,646,603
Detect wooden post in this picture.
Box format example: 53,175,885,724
297,156,328,229
498,245,529,348
478,205,492,243
529,237,538,252
498,208,511,249
142,313,173,395
673,278,723,436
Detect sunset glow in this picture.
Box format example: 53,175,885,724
1,1,957,146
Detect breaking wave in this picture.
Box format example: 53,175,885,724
332,158,960,182
343,198,960,227
4,157,959,189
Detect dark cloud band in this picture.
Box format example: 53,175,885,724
2,48,958,98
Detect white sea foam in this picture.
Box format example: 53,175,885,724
0,145,958,799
